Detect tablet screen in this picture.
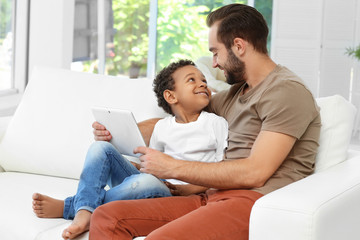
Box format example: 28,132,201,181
92,107,146,157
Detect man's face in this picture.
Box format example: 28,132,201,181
223,49,246,85
208,22,246,85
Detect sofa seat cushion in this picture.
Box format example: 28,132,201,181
0,172,87,240
0,171,148,240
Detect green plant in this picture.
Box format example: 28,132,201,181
107,0,150,77
346,44,360,61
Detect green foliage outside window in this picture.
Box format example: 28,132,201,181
106,0,150,76
0,0,12,43
85,0,273,77
155,0,211,72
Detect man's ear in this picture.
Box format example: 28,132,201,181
233,38,246,56
163,89,177,104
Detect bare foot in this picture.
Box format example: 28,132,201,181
62,210,92,239
32,193,64,218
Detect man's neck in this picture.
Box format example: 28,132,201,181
245,54,277,90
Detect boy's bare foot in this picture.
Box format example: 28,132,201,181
32,193,64,218
62,210,92,239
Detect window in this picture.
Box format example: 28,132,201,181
71,0,150,78
71,0,273,79
0,0,14,93
156,0,273,72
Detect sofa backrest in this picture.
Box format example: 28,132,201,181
0,66,167,179
0,66,357,179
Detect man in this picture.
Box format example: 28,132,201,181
90,4,321,240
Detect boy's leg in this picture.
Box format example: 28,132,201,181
64,141,139,219
61,141,142,239
146,190,263,240
104,173,171,203
90,194,206,240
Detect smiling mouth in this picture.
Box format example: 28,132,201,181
196,91,209,97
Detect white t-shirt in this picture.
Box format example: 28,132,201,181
149,111,228,185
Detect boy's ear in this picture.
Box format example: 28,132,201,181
163,89,177,104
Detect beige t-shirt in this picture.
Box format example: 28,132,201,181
208,65,321,195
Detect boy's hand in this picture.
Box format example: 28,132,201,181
92,121,112,141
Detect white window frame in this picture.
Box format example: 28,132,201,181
0,0,29,97
0,0,29,117
13,0,30,94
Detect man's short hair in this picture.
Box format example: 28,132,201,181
206,3,268,54
153,59,195,115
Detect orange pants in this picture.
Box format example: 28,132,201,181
89,189,263,240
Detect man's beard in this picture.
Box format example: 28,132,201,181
223,49,246,85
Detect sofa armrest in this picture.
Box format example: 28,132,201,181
0,116,12,172
249,155,360,240
0,116,12,143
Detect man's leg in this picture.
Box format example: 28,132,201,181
89,194,205,240
146,190,263,240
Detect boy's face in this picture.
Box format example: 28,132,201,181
171,65,211,113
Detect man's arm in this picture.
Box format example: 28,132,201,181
135,131,296,189
137,118,161,146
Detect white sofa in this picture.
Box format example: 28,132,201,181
0,66,359,240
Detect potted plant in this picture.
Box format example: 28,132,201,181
128,43,148,79
346,44,360,61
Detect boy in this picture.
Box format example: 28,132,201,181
32,59,228,239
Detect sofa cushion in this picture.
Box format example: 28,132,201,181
0,66,166,179
315,95,357,172
195,56,230,92
0,172,79,240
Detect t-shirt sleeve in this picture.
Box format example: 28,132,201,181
257,81,319,139
208,83,243,116
207,92,225,115
148,120,164,151
212,116,229,161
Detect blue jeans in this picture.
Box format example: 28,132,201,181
63,141,172,220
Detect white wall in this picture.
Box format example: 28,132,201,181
271,0,323,96
28,0,75,78
271,0,360,100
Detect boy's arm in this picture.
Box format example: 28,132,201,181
137,118,162,146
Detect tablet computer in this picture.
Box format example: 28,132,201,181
91,107,146,157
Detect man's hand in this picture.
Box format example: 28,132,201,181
164,182,208,196
92,121,112,141
134,146,179,179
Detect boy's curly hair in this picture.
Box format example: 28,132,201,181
153,59,195,115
